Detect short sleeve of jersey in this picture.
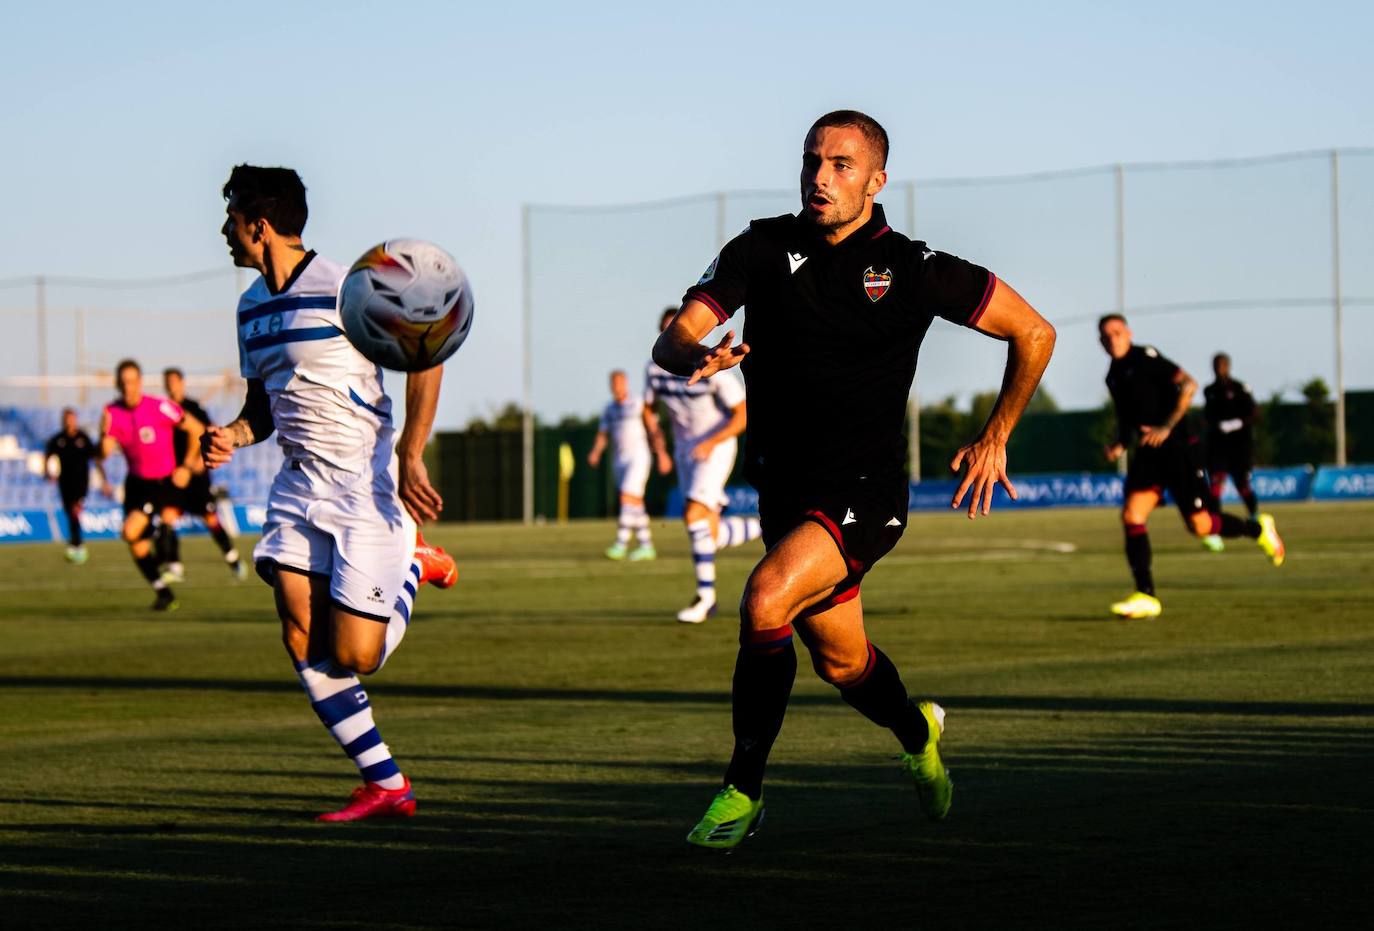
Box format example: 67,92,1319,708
599,404,612,433
238,323,257,379
910,245,997,328
158,398,184,426
712,371,746,408
643,364,657,406
1141,346,1180,387
683,229,752,324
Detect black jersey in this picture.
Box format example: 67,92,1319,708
683,204,995,487
1105,345,1192,446
44,429,97,492
172,397,212,462
1203,378,1255,445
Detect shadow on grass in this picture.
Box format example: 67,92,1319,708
3,713,1373,929
4,676,1374,719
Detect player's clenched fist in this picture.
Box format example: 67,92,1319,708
201,424,237,469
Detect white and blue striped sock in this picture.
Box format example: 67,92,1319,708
716,515,762,549
624,503,652,546
297,659,405,789
375,556,422,672
687,519,716,595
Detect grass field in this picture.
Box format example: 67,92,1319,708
2,502,1372,929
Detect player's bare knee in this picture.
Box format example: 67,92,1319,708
812,650,866,686
333,641,382,676
740,573,790,632
1186,512,1212,537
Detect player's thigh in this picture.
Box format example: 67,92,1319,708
794,593,869,685
122,508,150,543
616,454,651,501
741,520,849,632
319,483,411,628
1121,490,1160,525
274,568,332,663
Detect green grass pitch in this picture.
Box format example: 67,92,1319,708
2,502,1371,929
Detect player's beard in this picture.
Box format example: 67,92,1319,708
801,190,865,231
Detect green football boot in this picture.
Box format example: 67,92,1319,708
604,541,628,560
627,543,657,561
686,785,765,850
901,700,953,822
1200,534,1225,553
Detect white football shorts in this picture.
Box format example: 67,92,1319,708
253,460,414,620
613,450,652,498
675,436,737,511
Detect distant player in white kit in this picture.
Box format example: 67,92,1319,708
648,307,762,623
587,368,671,560
203,165,458,822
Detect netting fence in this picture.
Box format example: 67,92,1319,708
522,148,1374,521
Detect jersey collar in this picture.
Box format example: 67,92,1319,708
266,250,317,296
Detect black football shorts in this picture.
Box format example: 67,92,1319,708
757,475,909,610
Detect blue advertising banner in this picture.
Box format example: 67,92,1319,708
1311,464,1374,500
0,509,56,543
0,502,270,545
1217,466,1314,503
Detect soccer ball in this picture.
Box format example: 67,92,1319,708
339,239,475,372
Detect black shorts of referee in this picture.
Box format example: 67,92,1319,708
758,473,909,611
123,475,176,517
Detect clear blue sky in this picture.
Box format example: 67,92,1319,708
1,0,1370,427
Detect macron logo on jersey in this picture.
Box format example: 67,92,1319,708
787,252,808,274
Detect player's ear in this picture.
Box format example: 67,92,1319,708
867,168,887,198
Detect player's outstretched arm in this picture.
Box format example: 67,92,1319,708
950,278,1056,518
652,300,749,384
204,378,273,469
397,366,444,524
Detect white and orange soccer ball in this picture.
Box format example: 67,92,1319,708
340,239,475,372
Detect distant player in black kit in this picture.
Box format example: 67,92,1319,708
44,407,108,564
655,111,1056,848
162,368,246,580
1099,316,1284,620
1204,352,1259,520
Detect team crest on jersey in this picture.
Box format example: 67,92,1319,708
697,255,719,285
863,267,892,302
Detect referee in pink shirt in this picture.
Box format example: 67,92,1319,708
100,359,204,610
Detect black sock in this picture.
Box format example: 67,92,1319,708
208,523,234,555
838,643,929,754
1125,524,1154,596
723,625,797,800
1218,512,1260,539
133,551,163,585
67,508,82,546
166,527,180,563
1239,487,1259,518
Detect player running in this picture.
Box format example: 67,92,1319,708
100,359,204,610
1100,316,1284,620
587,368,670,561
204,164,457,822
655,110,1056,848
44,407,107,564
161,367,247,580
647,307,762,624
1204,352,1260,525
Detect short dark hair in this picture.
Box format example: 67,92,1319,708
162,366,184,380
809,110,889,168
1213,352,1231,366
1098,313,1127,330
660,306,677,324
222,165,308,237
115,358,140,377
61,406,77,417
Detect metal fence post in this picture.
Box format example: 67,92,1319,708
1330,149,1347,466
521,204,535,523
